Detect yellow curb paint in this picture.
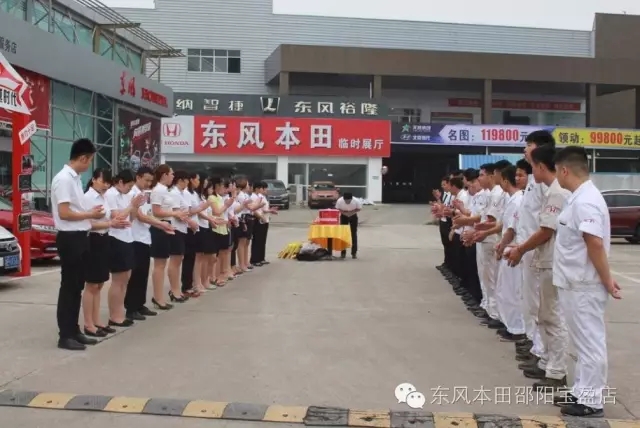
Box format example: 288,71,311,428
181,400,228,419
607,420,640,428
103,396,149,413
28,393,76,409
347,409,391,428
263,405,308,423
434,412,478,428
520,415,566,428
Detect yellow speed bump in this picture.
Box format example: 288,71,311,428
28,393,75,409
347,409,391,427
103,396,149,413
434,412,478,428
181,400,228,419
520,415,566,428
263,405,308,423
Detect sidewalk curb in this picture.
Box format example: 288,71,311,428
0,389,636,427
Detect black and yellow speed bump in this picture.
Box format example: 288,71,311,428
0,389,638,427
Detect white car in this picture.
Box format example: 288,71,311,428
0,225,22,275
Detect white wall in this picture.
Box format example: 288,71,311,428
367,158,383,202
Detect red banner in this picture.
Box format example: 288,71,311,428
0,66,50,130
448,98,581,112
192,116,390,157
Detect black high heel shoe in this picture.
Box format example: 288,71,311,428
84,328,107,338
169,291,188,303
152,298,173,310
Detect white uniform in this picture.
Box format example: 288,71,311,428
83,188,111,234
495,190,525,334
453,189,470,236
474,189,490,310
481,185,506,321
516,175,548,358
554,180,610,409
104,187,133,243
130,185,152,246
169,187,189,234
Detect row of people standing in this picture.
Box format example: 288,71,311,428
431,131,619,418
52,138,276,351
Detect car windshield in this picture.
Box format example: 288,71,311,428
0,196,12,210
267,181,286,190
314,183,335,190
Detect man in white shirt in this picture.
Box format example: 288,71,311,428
251,181,276,266
434,176,452,271
335,192,362,259
553,146,619,418
511,131,555,368
447,176,467,282
51,138,105,351
507,145,571,390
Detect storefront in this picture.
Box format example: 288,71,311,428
161,115,390,202
0,11,173,209
385,123,640,203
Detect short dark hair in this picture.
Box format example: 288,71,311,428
516,158,532,175
343,192,353,200
493,160,512,172
136,166,153,177
113,169,135,184
254,181,266,190
480,163,495,174
500,165,517,187
554,146,589,175
441,175,449,182
525,130,556,148
464,168,479,181
70,138,96,160
450,169,463,176
171,170,189,186
449,176,464,190
530,145,556,172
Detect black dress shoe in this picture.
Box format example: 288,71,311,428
261,261,270,265
560,403,603,418
352,254,357,259
84,328,107,338
96,325,116,334
523,367,546,380
139,306,157,316
109,319,134,327
126,311,146,321
74,333,98,346
58,338,86,351
487,319,504,329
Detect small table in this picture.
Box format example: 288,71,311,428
308,224,352,260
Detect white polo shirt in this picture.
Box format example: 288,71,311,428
553,180,610,289
237,191,250,215
533,179,570,269
169,187,189,234
198,195,211,228
454,189,470,235
500,190,523,236
51,164,92,231
516,174,548,245
335,196,362,215
129,185,151,246
84,187,111,234
440,192,452,223
150,183,177,220
185,190,201,231
465,189,488,233
105,187,134,243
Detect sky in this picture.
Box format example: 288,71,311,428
102,0,640,31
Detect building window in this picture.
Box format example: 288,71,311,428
187,49,241,74
389,108,421,123
1,0,26,20
32,1,49,30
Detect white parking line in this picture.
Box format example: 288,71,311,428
0,267,60,282
611,270,640,284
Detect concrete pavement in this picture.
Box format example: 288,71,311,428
0,205,638,427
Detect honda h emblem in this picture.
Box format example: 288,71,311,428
163,123,181,137
260,97,280,114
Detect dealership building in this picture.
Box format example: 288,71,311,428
1,0,176,208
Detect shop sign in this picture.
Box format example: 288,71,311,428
173,93,389,119
393,123,640,149
448,98,582,112
162,116,391,157
0,53,29,115
0,36,17,55
0,66,50,130
116,108,161,172
120,71,168,108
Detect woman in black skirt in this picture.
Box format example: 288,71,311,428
196,178,219,290
181,172,211,296
82,168,115,337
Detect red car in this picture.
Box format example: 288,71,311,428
0,196,58,260
601,189,640,243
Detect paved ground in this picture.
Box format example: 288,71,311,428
0,204,638,427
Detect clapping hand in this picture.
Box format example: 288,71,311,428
89,205,105,219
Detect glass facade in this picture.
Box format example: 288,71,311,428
168,162,277,182
287,162,368,200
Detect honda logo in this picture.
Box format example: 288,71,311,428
163,123,182,137
260,97,280,114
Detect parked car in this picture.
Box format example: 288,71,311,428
601,189,640,243
263,179,290,209
308,181,340,208
0,225,22,275
0,196,58,260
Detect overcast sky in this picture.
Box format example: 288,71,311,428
102,0,640,31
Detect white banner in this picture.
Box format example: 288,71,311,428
161,116,194,154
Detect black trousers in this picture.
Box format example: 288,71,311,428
451,233,465,280
250,222,269,264
125,241,151,312
340,214,358,256
230,226,240,267
181,230,197,292
438,220,450,266
56,231,89,339
464,244,483,302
